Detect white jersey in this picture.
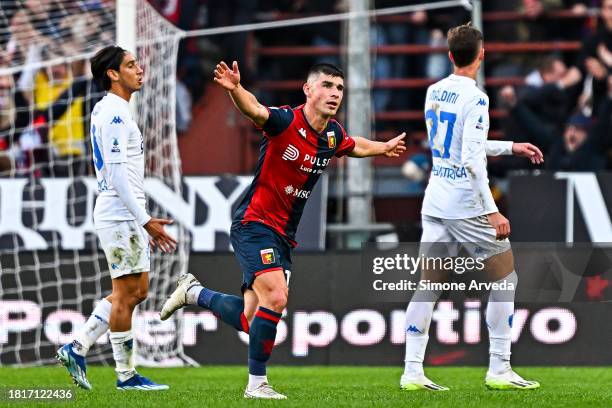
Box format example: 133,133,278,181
421,74,508,219
90,92,146,228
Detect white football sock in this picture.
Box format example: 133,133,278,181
186,285,204,305
486,271,517,375
403,289,440,378
109,330,136,382
248,374,268,390
73,298,112,357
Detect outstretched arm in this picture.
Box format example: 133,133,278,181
485,140,513,156
349,133,406,158
213,61,269,127
485,140,544,164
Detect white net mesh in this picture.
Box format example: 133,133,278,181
0,0,191,366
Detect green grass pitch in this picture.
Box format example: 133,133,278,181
1,366,611,407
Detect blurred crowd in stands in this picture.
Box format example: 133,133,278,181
493,0,612,173
0,0,610,178
156,0,611,174
0,0,114,176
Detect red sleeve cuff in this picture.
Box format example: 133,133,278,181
335,136,356,157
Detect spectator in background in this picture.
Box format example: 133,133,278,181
483,0,574,79
0,47,41,175
0,47,45,175
0,1,114,176
0,46,96,177
500,55,580,156
6,8,52,67
21,0,67,42
547,112,607,171
33,49,89,176
573,0,612,116
523,54,571,87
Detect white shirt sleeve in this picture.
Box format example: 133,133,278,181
485,140,513,156
461,95,498,214
107,162,151,226
100,111,130,164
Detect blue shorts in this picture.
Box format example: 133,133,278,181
230,222,292,292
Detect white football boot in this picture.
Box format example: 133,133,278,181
400,374,449,391
244,382,287,400
160,273,200,321
485,369,540,390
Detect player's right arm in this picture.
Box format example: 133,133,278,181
213,60,269,128
460,95,510,240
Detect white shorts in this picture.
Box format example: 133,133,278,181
97,220,150,279
420,214,511,260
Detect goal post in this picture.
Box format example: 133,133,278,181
0,0,191,367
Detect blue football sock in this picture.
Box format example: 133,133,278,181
197,289,249,333
248,307,282,376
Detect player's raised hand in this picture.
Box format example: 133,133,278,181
511,142,544,164
213,61,240,91
383,132,407,158
487,212,510,240
144,218,177,253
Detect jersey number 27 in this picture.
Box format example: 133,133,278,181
425,109,456,159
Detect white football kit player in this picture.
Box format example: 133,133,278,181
400,74,539,392
90,92,151,279
421,74,512,257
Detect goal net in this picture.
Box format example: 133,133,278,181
0,0,191,366
0,0,472,367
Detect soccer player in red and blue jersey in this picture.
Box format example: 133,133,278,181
160,61,406,399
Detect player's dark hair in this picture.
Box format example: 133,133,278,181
306,63,344,81
447,22,483,68
91,46,127,90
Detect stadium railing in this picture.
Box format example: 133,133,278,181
255,42,582,57
230,7,591,174
248,41,580,163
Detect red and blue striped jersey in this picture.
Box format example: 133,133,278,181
233,105,355,247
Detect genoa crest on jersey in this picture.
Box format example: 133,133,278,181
327,131,336,148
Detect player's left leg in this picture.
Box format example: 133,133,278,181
110,271,167,390
446,216,539,390
245,269,287,400
483,250,539,390
100,221,168,391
